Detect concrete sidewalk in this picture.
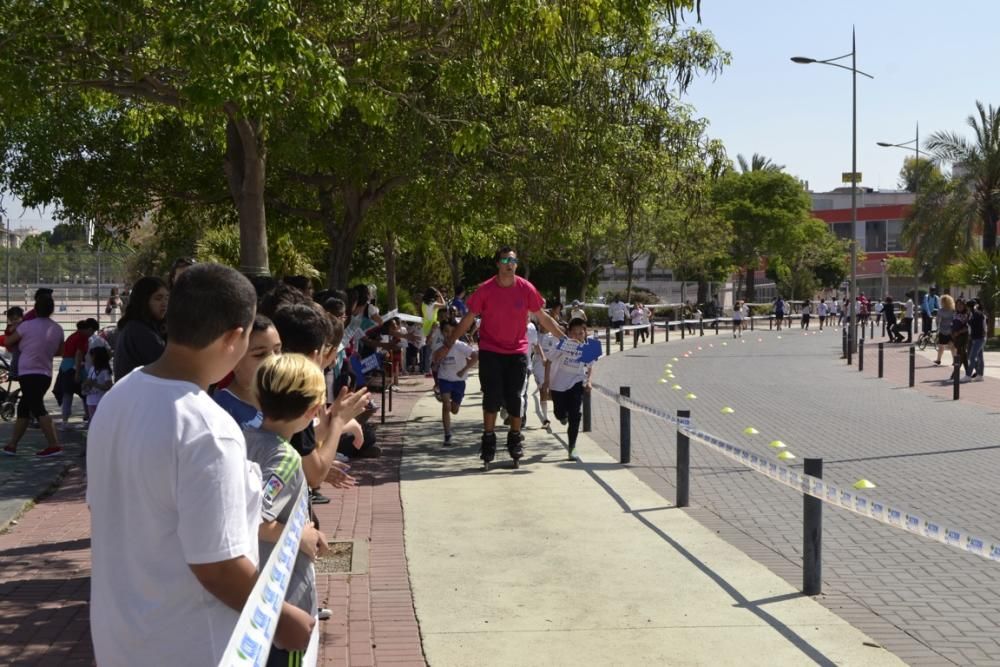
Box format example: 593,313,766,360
400,377,905,666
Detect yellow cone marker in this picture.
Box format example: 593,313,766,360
777,335,783,340
720,407,734,414
697,346,703,350
768,440,787,449
777,450,796,461
757,337,763,342
722,342,728,346
743,427,759,435
672,384,682,390
709,343,714,348
685,393,697,400
658,378,668,384
665,363,673,369
672,357,679,362
853,479,877,490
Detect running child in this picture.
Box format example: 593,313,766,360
528,316,554,430
247,353,334,667
543,318,594,460
436,320,478,446
82,347,113,419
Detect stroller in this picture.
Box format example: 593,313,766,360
0,353,20,422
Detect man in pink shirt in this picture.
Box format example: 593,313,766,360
440,246,563,468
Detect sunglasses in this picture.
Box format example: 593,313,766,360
498,257,519,265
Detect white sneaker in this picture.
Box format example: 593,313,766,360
974,376,985,382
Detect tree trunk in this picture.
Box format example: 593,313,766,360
625,258,634,303
697,280,709,305
446,249,462,292
744,266,756,302
223,111,269,275
326,186,365,290
983,210,998,252
383,230,398,311
580,252,594,301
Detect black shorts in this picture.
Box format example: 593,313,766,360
478,350,529,417
938,333,952,345
17,374,52,419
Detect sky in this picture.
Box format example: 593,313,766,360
4,1,997,229
685,0,997,192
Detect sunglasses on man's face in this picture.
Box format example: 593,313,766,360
498,257,518,265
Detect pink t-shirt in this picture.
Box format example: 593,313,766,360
16,317,64,377
466,276,544,355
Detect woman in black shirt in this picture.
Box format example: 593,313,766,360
113,277,168,381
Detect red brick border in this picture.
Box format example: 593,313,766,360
313,378,430,667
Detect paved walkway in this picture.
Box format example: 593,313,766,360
589,326,1000,666
400,375,904,666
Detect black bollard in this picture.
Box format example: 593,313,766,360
699,318,705,336
842,327,847,359
802,458,823,595
619,386,631,464
953,365,960,401
676,409,691,508
650,322,655,344
909,346,915,387
582,390,592,433
619,327,624,352
859,339,864,372
878,343,884,378
605,326,611,357
681,322,685,340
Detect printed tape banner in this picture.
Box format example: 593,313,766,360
219,486,318,667
591,383,1000,563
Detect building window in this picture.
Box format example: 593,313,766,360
865,220,886,252
887,220,904,251
831,222,853,240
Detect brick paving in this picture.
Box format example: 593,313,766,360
588,326,1000,666
0,379,430,667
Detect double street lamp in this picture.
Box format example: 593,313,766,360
792,28,874,362
877,123,923,311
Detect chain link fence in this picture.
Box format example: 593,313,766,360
1,249,130,328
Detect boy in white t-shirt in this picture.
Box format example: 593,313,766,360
437,320,478,446
86,264,314,667
542,318,594,459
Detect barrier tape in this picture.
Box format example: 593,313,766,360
591,383,1000,563
219,486,318,667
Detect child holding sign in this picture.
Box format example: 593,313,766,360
542,318,598,460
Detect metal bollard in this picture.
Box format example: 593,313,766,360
953,365,960,401
605,326,611,357
699,318,705,336
909,345,915,387
619,327,624,352
870,320,875,339
681,322,686,340
803,458,823,595
619,386,631,464
665,322,670,342
842,327,847,358
750,316,755,331
858,339,864,372
582,390,592,432
715,319,720,335
769,316,774,331
676,409,691,508
878,343,884,378
650,322,655,344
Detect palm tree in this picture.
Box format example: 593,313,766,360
735,153,785,174
926,101,1000,251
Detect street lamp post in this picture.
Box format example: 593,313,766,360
877,123,923,311
880,257,888,298
792,28,874,361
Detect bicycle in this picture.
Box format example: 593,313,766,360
916,329,938,352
